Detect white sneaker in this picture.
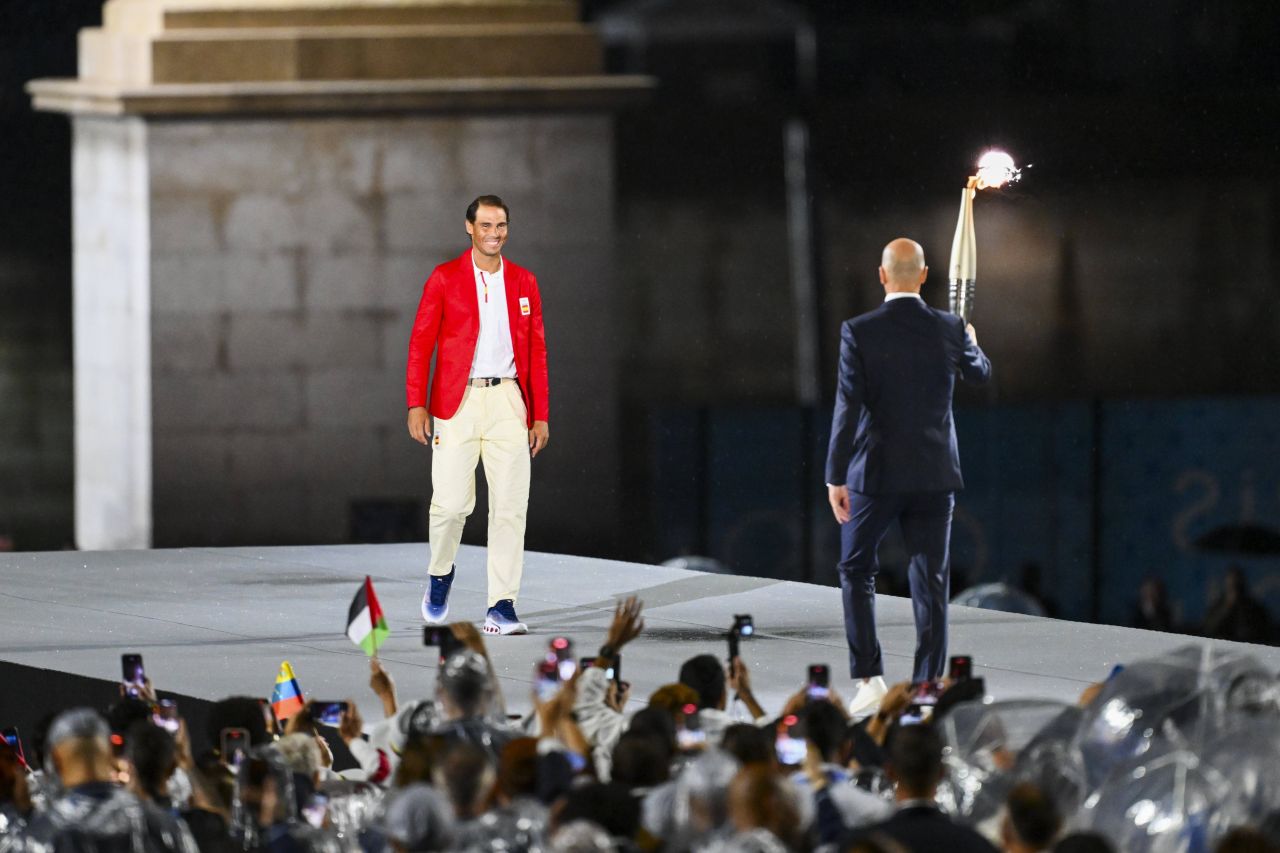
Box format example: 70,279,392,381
847,676,888,719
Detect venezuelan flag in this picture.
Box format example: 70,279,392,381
271,661,305,721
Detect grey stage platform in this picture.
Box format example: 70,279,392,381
3,543,1278,721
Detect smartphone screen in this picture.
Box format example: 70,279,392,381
302,794,328,829
312,702,347,726
152,699,180,734
611,655,621,684
121,653,146,697
1,727,24,765
220,727,250,766
534,660,560,702
806,664,830,700
774,714,806,765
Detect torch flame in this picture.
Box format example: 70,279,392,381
974,150,1020,190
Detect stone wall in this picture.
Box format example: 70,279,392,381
141,114,619,550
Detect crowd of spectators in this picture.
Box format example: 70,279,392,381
2,596,1278,853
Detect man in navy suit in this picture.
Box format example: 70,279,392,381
825,238,991,714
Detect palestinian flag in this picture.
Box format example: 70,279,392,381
347,575,389,657
271,661,305,721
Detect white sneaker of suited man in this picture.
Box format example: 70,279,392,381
847,676,888,719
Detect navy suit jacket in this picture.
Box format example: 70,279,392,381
825,296,991,494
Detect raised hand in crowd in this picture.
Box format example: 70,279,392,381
727,657,767,720
600,595,645,662
369,657,398,717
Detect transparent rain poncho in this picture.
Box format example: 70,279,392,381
935,698,1073,824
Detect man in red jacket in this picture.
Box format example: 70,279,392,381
405,195,550,635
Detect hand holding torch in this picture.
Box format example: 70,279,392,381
948,151,1020,323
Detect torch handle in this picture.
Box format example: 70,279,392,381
948,186,977,321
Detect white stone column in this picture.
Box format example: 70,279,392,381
73,117,152,549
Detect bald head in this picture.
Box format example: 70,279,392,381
879,238,927,292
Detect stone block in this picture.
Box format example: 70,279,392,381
385,193,467,253
224,194,302,252
304,253,385,311
305,367,400,427
380,120,464,194
299,191,379,254
379,308,417,375
301,122,382,196
226,313,382,370
233,485,312,545
383,253,436,310
152,312,222,372
151,254,227,314
225,251,301,312
151,195,222,253
153,370,304,429
151,431,232,490
150,121,306,195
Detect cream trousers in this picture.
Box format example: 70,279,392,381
427,381,530,606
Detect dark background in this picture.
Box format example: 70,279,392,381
3,1,1279,635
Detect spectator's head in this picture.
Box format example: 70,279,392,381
551,782,640,840
626,706,677,761
884,723,944,801
207,697,274,752
1226,565,1249,600
803,701,849,764
494,737,539,803
548,820,614,853
727,765,799,848
395,736,440,788
107,698,152,745
1001,782,1062,852
678,749,740,836
437,651,493,720
0,742,25,806
721,723,774,767
435,740,493,821
233,746,296,833
679,655,727,711
1215,827,1280,853
648,683,700,718
610,732,669,788
275,733,322,786
46,708,115,787
125,721,177,802
1050,832,1116,853
383,783,455,853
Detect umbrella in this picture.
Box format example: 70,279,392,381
1193,524,1280,557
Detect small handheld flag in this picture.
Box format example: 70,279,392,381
271,661,305,721
347,575,389,657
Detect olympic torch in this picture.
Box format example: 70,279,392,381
948,150,1020,323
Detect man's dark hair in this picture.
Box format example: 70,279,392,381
720,723,773,766
884,723,943,796
206,697,273,750
107,698,152,738
626,707,676,760
126,722,177,802
554,782,640,838
678,655,726,711
466,195,510,223
610,732,669,788
1006,781,1061,849
803,702,849,763
1214,827,1279,853
438,740,491,820
1051,832,1116,853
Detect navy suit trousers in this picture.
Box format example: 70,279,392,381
838,491,954,682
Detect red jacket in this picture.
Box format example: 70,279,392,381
405,249,549,426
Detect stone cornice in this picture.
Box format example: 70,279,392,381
27,75,653,117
